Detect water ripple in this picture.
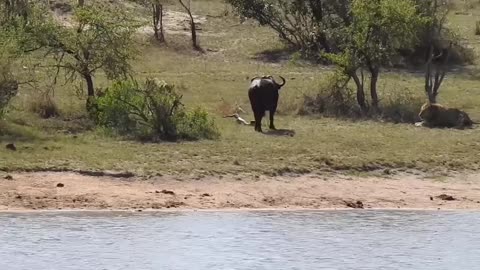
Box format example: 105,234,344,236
0,210,479,270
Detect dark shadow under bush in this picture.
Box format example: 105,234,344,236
28,94,60,119
298,75,362,118
298,76,424,124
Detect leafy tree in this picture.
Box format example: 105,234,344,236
139,0,166,42
0,34,19,117
422,0,452,103
227,0,460,63
227,0,351,57
43,3,142,109
0,1,34,117
328,0,426,112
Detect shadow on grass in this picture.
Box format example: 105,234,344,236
0,120,46,143
263,128,296,137
253,47,298,63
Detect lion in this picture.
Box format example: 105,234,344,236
416,103,475,129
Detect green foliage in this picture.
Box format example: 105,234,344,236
0,79,18,118
0,23,19,118
321,0,427,111
476,21,480,36
95,78,219,141
74,5,141,78
227,0,471,65
325,0,426,70
42,2,143,98
227,0,350,57
177,107,220,141
1,1,57,53
349,0,426,65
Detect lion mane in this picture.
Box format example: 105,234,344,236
417,103,474,129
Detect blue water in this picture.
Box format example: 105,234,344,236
1,210,479,270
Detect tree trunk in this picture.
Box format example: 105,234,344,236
84,73,94,97
351,72,367,113
190,17,198,50
78,0,84,7
307,0,330,53
152,3,165,42
159,4,164,42
84,73,96,112
369,65,380,112
428,91,437,104
152,3,159,40
4,0,11,18
178,0,200,50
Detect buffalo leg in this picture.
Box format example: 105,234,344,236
269,110,276,130
253,111,263,132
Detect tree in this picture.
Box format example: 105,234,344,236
422,0,451,103
326,0,426,113
227,0,351,57
151,0,165,42
0,29,19,117
177,0,200,50
1,0,29,21
140,0,165,42
0,1,47,117
43,3,141,109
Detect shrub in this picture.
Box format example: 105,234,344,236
0,79,18,118
298,75,424,123
298,74,361,118
177,107,220,140
28,94,60,119
476,21,480,36
95,78,219,141
228,0,475,66
380,88,425,123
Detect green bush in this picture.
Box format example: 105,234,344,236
0,79,18,118
177,107,220,140
95,78,219,141
476,21,480,36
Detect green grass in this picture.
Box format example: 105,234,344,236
1,0,480,177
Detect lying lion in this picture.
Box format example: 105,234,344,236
416,103,475,129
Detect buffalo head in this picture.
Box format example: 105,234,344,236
250,75,286,90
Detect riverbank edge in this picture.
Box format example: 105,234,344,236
1,208,480,214
1,171,480,211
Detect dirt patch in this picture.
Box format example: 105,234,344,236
139,10,214,37
50,3,219,38
1,172,480,211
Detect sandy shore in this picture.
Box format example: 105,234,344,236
1,172,480,211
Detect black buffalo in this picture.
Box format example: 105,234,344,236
248,75,286,132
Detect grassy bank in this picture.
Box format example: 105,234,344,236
1,0,480,177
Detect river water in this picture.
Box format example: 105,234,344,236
1,210,479,270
